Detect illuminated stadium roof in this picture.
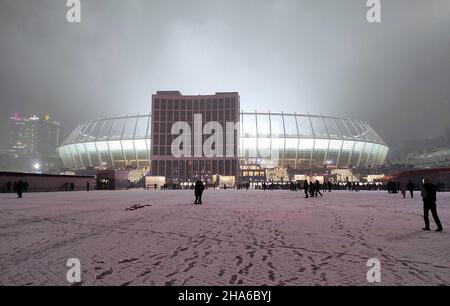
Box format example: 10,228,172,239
58,112,388,170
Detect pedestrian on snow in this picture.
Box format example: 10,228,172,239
407,180,414,198
194,180,205,205
315,180,323,197
421,177,443,232
303,180,309,198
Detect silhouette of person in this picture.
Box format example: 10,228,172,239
303,180,309,198
194,180,205,205
86,182,90,192
400,182,407,198
421,177,443,232
315,180,323,197
309,181,315,197
407,180,414,198
16,180,24,198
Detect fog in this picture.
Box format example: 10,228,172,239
1,0,449,147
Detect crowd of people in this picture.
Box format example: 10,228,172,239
1,180,29,198
186,177,444,232
3,174,444,233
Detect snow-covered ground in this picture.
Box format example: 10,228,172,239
0,189,448,286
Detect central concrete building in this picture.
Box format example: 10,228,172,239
150,91,240,183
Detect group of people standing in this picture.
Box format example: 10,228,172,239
387,180,414,197
302,180,331,198
1,180,28,198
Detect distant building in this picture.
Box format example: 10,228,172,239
5,114,64,173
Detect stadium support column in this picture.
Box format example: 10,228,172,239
120,116,127,166
366,143,375,168
132,115,140,169
294,113,299,169
348,141,356,168
255,110,259,167
107,119,116,169
74,143,84,169
83,143,93,167
322,116,331,166
307,114,315,169
281,112,286,169
334,117,344,168
357,142,366,168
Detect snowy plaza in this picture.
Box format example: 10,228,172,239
0,189,449,286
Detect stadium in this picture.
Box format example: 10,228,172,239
58,112,388,178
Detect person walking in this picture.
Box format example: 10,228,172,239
400,182,407,198
421,177,443,232
315,180,323,197
309,181,315,197
303,180,309,198
194,180,205,205
407,180,414,198
86,181,90,192
16,180,24,198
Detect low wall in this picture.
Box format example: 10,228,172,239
0,172,96,193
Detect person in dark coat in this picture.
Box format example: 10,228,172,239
86,182,90,192
309,181,315,197
303,180,309,198
16,180,24,198
327,180,332,192
407,180,414,198
315,180,323,197
421,177,443,232
194,180,205,205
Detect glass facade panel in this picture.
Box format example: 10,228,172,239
323,117,341,139
242,114,257,137
326,140,343,167
110,118,126,140
256,114,271,138
270,115,284,137
284,138,298,162
339,140,354,168
97,119,114,141
334,119,353,140
135,116,150,139
297,115,313,137
257,138,271,158
310,117,328,138
122,117,137,139
312,139,329,167
283,115,298,137
75,121,95,143
351,142,365,167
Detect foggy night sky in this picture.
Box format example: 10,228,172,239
1,0,450,148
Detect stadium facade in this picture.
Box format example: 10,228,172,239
58,91,389,183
